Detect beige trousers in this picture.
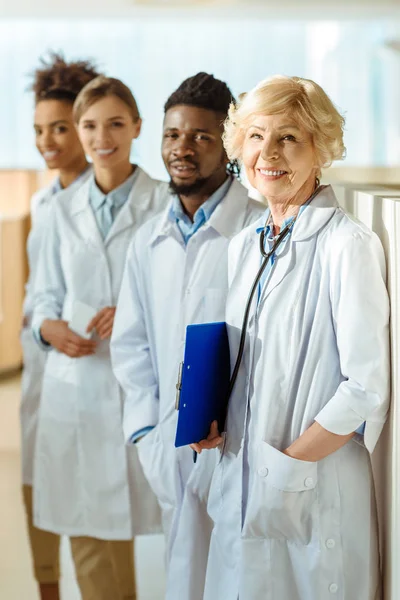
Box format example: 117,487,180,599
70,536,136,600
22,485,61,584
23,485,136,598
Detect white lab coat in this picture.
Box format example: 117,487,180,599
111,179,264,597
32,168,164,539
204,185,390,600
20,171,92,485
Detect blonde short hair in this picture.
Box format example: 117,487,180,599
73,75,140,124
223,75,345,170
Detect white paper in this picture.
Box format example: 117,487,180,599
69,301,97,339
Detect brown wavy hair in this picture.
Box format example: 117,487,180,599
31,52,100,105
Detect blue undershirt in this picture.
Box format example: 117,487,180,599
168,176,232,245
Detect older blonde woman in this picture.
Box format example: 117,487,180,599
193,76,390,600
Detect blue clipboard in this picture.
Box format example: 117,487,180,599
175,322,231,447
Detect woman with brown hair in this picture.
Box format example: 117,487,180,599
31,76,163,600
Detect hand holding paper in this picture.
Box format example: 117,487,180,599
69,301,97,339
87,306,116,340
40,319,97,358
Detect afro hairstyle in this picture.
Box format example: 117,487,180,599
164,72,235,117
31,52,100,104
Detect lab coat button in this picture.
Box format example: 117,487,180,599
258,466,269,477
326,538,335,549
304,477,314,488
329,583,338,594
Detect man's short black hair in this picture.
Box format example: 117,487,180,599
164,72,235,117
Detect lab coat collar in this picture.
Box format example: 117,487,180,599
70,167,151,216
37,166,93,207
69,167,157,247
148,188,178,246
292,185,339,241
106,167,157,244
36,179,58,206
255,185,339,244
253,185,339,307
206,178,253,239
148,178,252,247
68,177,107,248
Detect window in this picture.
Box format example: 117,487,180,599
2,18,400,177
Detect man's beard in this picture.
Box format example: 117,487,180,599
168,175,209,197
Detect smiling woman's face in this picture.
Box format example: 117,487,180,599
77,95,141,171
242,113,318,204
34,99,85,170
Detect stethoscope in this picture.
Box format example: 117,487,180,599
228,183,323,397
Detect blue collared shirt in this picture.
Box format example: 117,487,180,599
168,176,232,245
89,167,139,238
256,206,365,436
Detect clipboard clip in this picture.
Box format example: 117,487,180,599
175,361,184,410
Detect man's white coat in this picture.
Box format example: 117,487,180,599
111,178,264,599
203,186,390,600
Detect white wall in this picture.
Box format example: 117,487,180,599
332,183,400,600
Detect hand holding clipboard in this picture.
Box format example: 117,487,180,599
175,322,230,454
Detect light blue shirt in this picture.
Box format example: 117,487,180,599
89,167,139,239
256,207,365,436
168,176,232,245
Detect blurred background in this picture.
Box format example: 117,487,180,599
3,13,400,178
1,1,400,598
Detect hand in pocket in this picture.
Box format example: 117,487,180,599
243,441,319,545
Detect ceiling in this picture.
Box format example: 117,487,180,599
1,0,400,19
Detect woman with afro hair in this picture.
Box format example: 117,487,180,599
21,52,99,600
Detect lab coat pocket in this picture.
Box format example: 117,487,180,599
44,350,79,387
136,424,177,511
242,440,319,546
